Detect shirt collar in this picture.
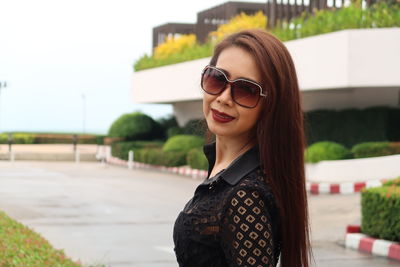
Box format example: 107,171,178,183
203,141,260,186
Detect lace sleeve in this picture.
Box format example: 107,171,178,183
219,186,275,267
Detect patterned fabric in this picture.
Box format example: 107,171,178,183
173,142,282,267
220,186,275,266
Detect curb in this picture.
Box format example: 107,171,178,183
105,156,387,194
345,225,400,261
306,180,387,195
106,156,208,179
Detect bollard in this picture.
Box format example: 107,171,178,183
128,150,133,169
75,150,80,163
72,134,78,152
10,150,15,162
7,133,13,153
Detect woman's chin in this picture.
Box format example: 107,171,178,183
207,123,235,137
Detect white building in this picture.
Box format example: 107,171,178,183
132,28,400,126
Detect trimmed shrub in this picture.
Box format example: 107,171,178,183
111,141,163,160
183,119,207,137
157,115,179,139
351,141,393,158
167,126,184,138
163,135,204,153
135,148,186,167
383,177,400,187
108,112,163,141
187,148,208,170
0,133,35,144
361,177,400,242
304,106,400,148
305,141,352,163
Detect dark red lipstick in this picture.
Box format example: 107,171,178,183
211,108,235,123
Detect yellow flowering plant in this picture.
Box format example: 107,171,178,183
154,34,197,59
208,11,267,43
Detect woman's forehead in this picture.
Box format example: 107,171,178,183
215,46,261,83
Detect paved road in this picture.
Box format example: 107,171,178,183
0,161,398,267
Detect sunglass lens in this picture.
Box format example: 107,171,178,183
232,80,259,108
202,68,226,95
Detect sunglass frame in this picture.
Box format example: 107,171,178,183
201,65,266,108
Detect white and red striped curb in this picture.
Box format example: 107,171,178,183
106,156,387,193
345,225,400,261
106,156,208,179
306,180,388,195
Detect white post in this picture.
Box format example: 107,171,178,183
128,150,133,169
75,150,80,163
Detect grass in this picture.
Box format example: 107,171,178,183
0,210,107,267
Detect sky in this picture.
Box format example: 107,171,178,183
0,0,265,134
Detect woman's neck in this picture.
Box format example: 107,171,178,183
214,133,256,167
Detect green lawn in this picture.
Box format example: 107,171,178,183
0,210,106,267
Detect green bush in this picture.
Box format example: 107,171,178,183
361,177,400,242
383,177,400,187
351,141,394,158
108,112,163,141
111,141,163,160
167,126,184,138
135,148,187,167
0,210,81,266
183,119,207,137
187,148,208,170
273,1,400,42
305,141,352,163
304,106,400,148
163,135,204,153
0,133,35,144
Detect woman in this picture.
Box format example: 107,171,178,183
173,29,313,267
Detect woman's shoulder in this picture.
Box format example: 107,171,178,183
221,167,276,209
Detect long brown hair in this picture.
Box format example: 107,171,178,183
208,29,314,267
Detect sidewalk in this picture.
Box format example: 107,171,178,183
0,144,98,154
0,144,99,161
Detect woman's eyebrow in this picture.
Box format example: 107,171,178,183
217,67,231,78
218,67,260,85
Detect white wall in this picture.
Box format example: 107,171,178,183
302,86,400,111
173,100,204,126
132,28,400,107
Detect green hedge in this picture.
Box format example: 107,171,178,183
108,112,163,141
163,135,204,153
0,133,35,144
273,1,400,41
183,119,207,137
135,148,187,167
111,141,164,160
304,106,400,148
351,141,400,158
0,133,104,145
187,148,208,170
361,177,400,242
167,126,184,138
305,141,352,163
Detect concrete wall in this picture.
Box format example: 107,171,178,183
302,86,400,111
132,28,400,120
173,100,204,126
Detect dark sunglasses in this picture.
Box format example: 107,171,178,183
201,65,266,108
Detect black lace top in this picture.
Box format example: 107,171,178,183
173,142,282,267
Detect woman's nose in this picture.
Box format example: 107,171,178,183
216,83,234,106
